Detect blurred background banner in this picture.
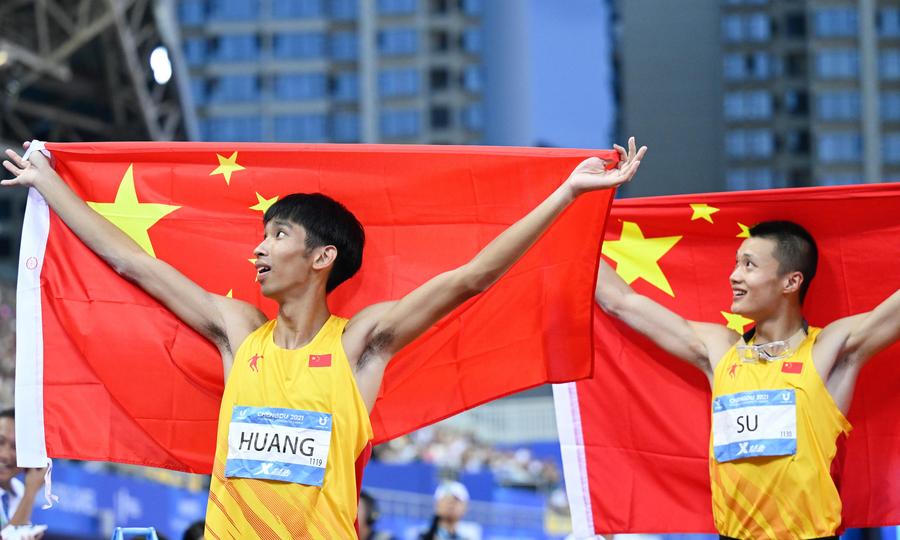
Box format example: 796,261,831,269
555,182,900,536
16,142,614,473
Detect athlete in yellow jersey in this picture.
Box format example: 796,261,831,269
596,221,900,539
4,138,647,539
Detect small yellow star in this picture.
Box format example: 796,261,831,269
721,311,754,334
736,223,751,238
250,192,279,214
226,289,233,298
602,221,682,296
210,151,245,185
87,165,180,257
690,203,720,224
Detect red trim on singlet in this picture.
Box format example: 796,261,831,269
353,440,374,539
830,432,849,535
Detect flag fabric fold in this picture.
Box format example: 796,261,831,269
15,142,616,473
554,182,900,536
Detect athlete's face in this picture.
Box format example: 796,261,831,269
253,220,329,300
729,237,793,320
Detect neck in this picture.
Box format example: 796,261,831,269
751,305,805,343
0,479,11,492
273,289,331,349
439,518,458,533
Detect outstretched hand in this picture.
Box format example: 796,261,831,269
565,137,647,196
2,141,51,188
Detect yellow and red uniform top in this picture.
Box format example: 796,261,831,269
710,327,851,540
205,316,373,539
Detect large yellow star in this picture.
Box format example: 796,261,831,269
721,311,754,334
210,151,245,185
736,222,751,238
250,192,278,214
602,221,682,296
87,165,180,257
690,203,719,223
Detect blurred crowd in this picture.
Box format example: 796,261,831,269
373,425,561,492
0,282,15,407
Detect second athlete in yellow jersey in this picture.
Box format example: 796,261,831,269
710,327,851,540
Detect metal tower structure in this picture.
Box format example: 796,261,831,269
0,0,197,147
0,0,197,279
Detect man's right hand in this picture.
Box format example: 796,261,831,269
2,142,51,189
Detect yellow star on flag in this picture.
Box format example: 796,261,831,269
602,221,682,296
721,311,754,334
210,151,245,185
250,192,279,214
226,289,233,298
690,203,719,223
87,165,180,257
248,258,259,282
736,222,751,238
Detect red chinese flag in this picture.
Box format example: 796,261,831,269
15,142,616,473
554,183,900,535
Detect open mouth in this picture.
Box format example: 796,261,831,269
732,289,747,300
256,263,272,280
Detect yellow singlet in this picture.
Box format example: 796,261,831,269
205,316,373,539
709,327,851,540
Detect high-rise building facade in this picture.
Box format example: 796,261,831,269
721,0,900,189
615,0,899,196
176,0,484,144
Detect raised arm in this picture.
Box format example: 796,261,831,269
816,289,900,369
3,145,265,375
346,139,646,407
595,258,736,380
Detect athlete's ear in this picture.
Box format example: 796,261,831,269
783,271,803,296
312,245,337,271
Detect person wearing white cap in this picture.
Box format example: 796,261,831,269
418,481,470,540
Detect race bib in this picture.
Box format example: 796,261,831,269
225,406,332,486
712,389,796,463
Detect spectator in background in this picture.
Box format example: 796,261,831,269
0,409,46,539
373,426,560,492
358,490,393,540
419,481,470,540
181,520,204,540
0,283,17,406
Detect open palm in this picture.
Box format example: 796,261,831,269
566,137,647,195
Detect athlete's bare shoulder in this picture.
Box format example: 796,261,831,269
342,301,397,368
690,321,741,376
812,314,867,376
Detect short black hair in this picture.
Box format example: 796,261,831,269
0,408,13,420
749,220,818,303
264,193,365,293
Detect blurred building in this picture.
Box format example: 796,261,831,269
612,0,725,197
614,0,900,196
176,0,484,144
481,0,615,149
721,0,900,189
